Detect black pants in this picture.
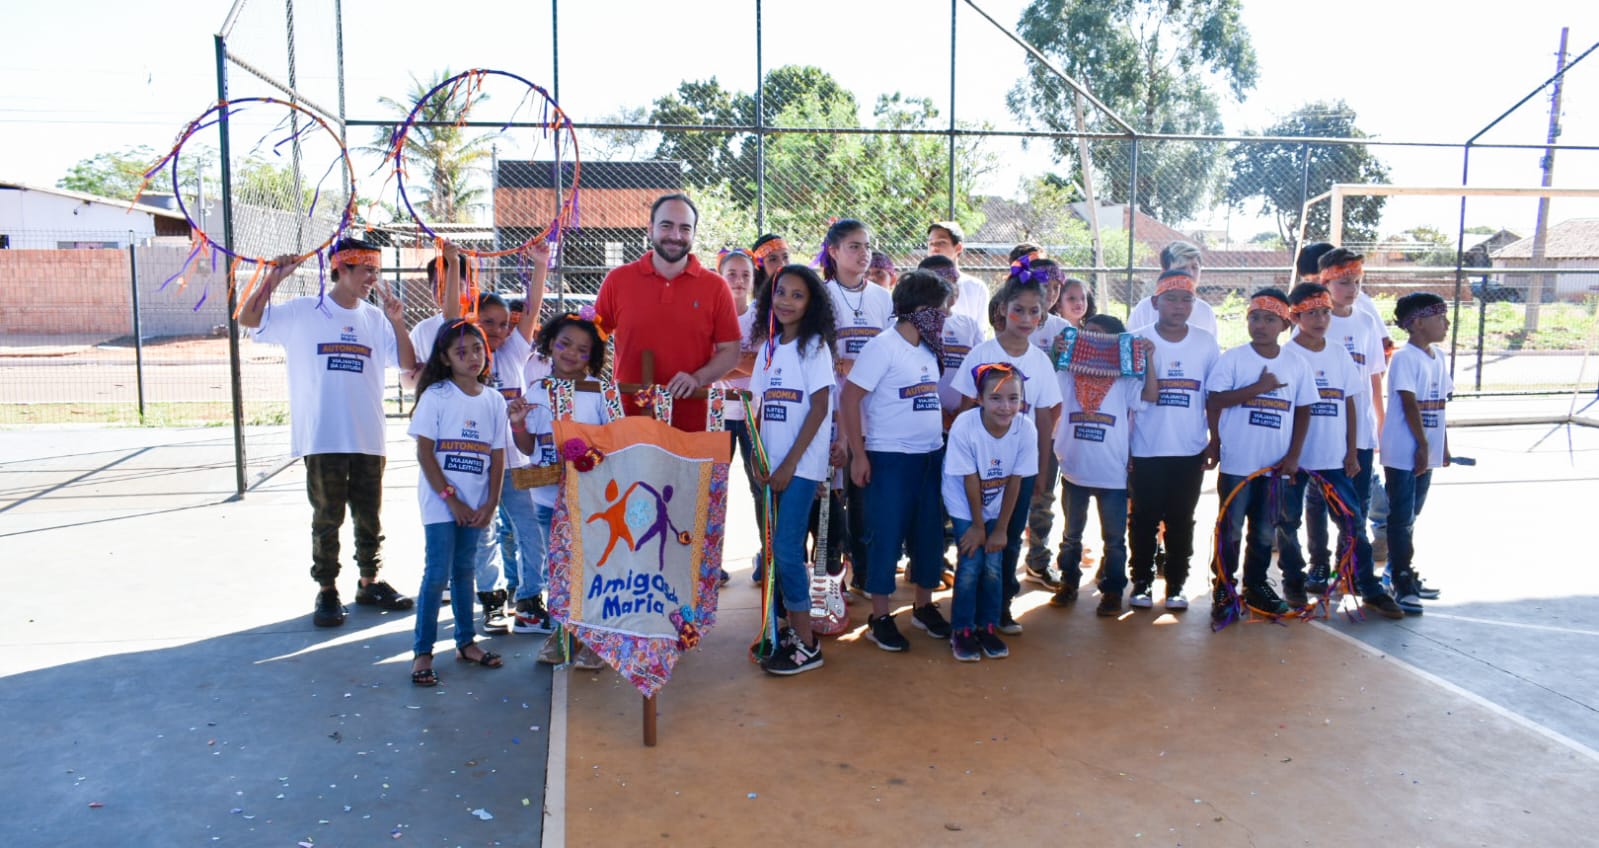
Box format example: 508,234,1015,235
304,453,386,586
1127,452,1205,594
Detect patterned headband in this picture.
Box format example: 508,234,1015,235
1399,302,1448,330
1290,292,1334,314
1320,257,1364,285
332,248,381,268
973,361,1019,392
1249,296,1292,322
869,252,895,272
752,239,789,263
1155,273,1196,296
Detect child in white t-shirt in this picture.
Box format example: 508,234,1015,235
1050,314,1159,616
509,311,614,669
841,270,954,652
1278,284,1403,619
1206,288,1319,618
406,319,507,686
1123,270,1219,612
951,265,1063,633
1027,267,1099,587
918,255,982,427
748,265,838,676
717,248,763,586
240,237,418,628
1380,292,1454,615
943,364,1038,662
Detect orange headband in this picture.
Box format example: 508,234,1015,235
1290,292,1334,314
1250,296,1292,322
1155,273,1196,296
752,239,789,263
973,361,1018,392
332,248,381,268
1320,257,1363,285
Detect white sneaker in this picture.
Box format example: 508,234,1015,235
1164,594,1190,611
1130,590,1154,609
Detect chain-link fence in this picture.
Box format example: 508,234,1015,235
6,1,1597,491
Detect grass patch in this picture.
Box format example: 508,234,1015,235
0,402,290,428
1207,293,1599,352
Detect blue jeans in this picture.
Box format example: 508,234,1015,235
1002,475,1037,603
1382,467,1432,593
773,476,823,616
950,517,1003,631
1059,481,1129,595
415,521,484,656
513,502,555,602
1304,449,1373,574
1217,473,1279,588
1278,468,1383,598
473,511,502,594
861,450,944,596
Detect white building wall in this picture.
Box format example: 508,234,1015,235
0,188,161,248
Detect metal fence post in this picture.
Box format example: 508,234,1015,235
1454,142,1472,386
216,33,247,499
947,0,957,220
1125,137,1139,315
128,235,146,419
755,0,765,232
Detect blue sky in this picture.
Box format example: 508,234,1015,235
3,0,1593,235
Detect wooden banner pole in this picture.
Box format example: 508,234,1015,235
643,694,658,747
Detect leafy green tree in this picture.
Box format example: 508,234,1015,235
362,70,493,223
1006,0,1257,224
1226,100,1390,244
58,145,214,203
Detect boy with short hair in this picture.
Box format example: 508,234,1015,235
926,221,992,338
1380,292,1453,615
1205,289,1317,617
1125,269,1220,611
1127,241,1219,337
241,237,419,627
1277,284,1404,619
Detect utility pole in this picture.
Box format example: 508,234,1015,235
1525,27,1568,331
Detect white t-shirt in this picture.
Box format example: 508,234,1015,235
719,307,758,423
409,312,445,364
949,273,993,339
942,408,1038,522
523,353,552,394
1311,309,1387,450
1029,314,1070,355
1355,292,1392,342
1209,344,1320,477
751,335,836,483
951,338,1063,424
1128,324,1219,458
407,381,508,524
1127,295,1219,339
523,378,613,508
252,296,398,458
1054,376,1143,490
489,332,533,466
827,280,895,364
1381,343,1452,471
846,328,944,454
1287,340,1364,472
938,313,984,413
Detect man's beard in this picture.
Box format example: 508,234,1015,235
652,237,690,264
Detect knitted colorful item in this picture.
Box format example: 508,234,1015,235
1053,327,1152,413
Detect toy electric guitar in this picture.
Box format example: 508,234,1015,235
808,481,849,636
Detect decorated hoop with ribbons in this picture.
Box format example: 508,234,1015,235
141,97,356,313
382,68,581,259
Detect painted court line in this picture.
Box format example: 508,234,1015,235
1313,621,1599,765
1421,611,1599,638
542,667,568,848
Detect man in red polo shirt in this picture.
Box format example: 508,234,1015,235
596,193,741,432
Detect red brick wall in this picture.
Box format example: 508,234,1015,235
0,249,131,336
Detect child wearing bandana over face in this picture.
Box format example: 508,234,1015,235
840,271,955,652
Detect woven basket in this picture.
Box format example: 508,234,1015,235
511,464,561,490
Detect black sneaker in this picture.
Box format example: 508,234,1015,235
1362,593,1405,620
997,605,1024,635
1096,592,1122,617
762,636,823,676
480,592,510,634
866,614,910,652
1048,585,1078,608
951,629,982,662
354,580,414,611
1305,579,1330,596
513,596,553,634
1283,583,1309,609
1393,591,1425,615
911,603,952,639
313,589,345,627
976,626,1009,659
1244,583,1291,616
1414,571,1441,600
1023,564,1062,590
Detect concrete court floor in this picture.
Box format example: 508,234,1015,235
2,415,1597,846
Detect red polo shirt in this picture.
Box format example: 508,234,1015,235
596,251,741,431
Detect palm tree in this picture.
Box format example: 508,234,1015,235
364,70,493,223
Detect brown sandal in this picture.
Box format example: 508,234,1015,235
455,641,503,668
